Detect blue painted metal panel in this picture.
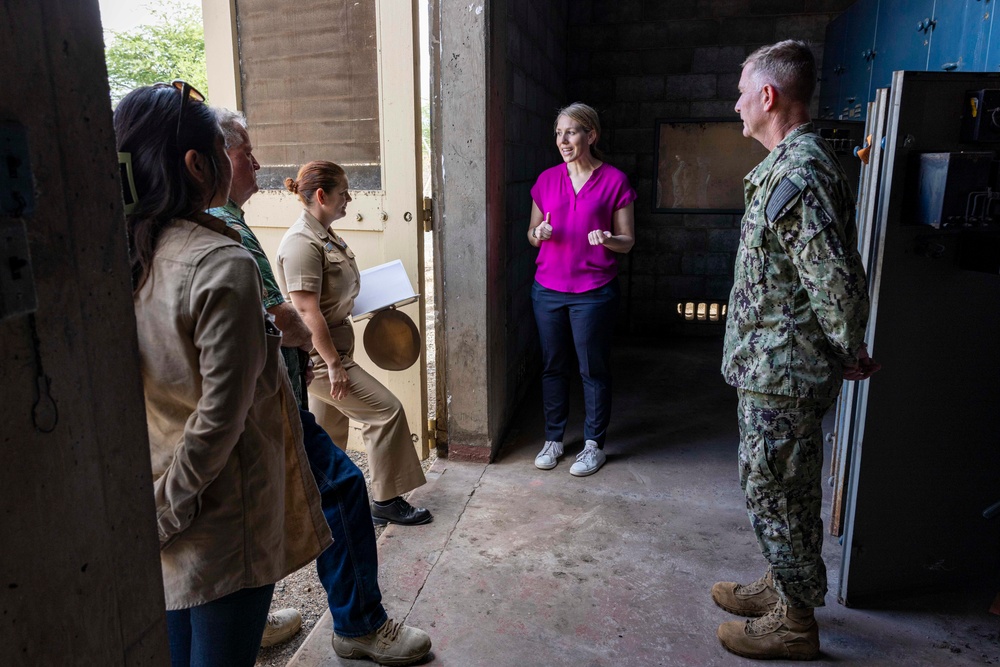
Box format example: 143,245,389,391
840,0,880,120
928,0,994,72
820,12,849,119
977,0,1000,69
870,0,934,91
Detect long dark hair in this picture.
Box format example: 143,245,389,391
113,85,224,292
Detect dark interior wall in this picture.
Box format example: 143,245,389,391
433,0,570,459
442,0,857,457
565,0,854,335
500,0,570,438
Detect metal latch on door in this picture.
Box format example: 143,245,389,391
422,196,433,232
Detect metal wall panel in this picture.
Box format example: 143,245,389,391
820,12,849,119
839,71,1000,604
840,0,879,121
927,0,995,72
870,0,934,91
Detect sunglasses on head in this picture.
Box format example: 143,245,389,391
153,79,206,146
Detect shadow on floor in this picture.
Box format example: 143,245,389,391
289,337,1000,667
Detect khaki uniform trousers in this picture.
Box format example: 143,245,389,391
310,355,426,503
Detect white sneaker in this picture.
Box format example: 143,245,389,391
260,608,302,648
570,441,606,477
534,440,564,470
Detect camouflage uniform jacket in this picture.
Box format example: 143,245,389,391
722,123,870,399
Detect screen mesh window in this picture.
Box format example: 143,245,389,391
237,0,381,190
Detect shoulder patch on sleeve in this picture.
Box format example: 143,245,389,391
765,176,803,224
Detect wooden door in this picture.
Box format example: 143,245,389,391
204,0,427,457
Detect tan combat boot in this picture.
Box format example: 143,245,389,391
332,617,432,666
717,600,820,660
711,569,780,617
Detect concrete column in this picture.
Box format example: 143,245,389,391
431,0,507,460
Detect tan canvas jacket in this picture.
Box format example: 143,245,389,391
135,215,332,610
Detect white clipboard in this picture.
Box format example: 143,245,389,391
351,259,420,321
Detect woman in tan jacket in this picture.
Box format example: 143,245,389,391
277,161,431,526
114,83,330,666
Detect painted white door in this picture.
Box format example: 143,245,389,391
204,0,427,456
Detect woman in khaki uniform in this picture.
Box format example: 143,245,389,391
277,160,431,526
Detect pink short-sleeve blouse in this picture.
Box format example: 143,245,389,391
530,162,636,293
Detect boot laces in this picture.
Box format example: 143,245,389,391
377,618,403,642
735,569,772,596
746,600,786,635
540,441,560,457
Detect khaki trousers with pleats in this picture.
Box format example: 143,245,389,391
309,356,426,503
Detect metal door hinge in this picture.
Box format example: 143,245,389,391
427,418,446,447
422,197,433,232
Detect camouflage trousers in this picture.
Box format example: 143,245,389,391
737,389,835,609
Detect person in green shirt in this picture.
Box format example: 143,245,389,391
207,109,431,665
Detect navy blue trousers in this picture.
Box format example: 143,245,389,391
299,409,388,637
166,583,275,667
531,279,620,448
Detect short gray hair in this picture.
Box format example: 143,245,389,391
214,108,249,149
742,40,816,105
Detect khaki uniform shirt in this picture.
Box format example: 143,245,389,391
137,215,331,610
722,124,871,399
277,210,361,372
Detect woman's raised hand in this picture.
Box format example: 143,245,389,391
536,212,553,241
588,229,612,246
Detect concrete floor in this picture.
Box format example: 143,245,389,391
289,337,1000,666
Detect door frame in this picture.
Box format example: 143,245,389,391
202,0,429,458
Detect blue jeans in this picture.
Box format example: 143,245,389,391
299,409,388,637
531,279,620,448
166,583,275,667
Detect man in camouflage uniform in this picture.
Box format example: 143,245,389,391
713,40,880,660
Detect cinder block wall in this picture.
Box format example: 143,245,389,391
565,0,853,335
502,0,569,423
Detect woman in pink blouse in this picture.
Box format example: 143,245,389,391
527,102,636,477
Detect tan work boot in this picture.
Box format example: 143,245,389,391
332,617,432,666
260,608,302,648
711,569,780,617
717,600,820,660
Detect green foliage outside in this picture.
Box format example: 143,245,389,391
104,1,208,106
103,1,433,193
